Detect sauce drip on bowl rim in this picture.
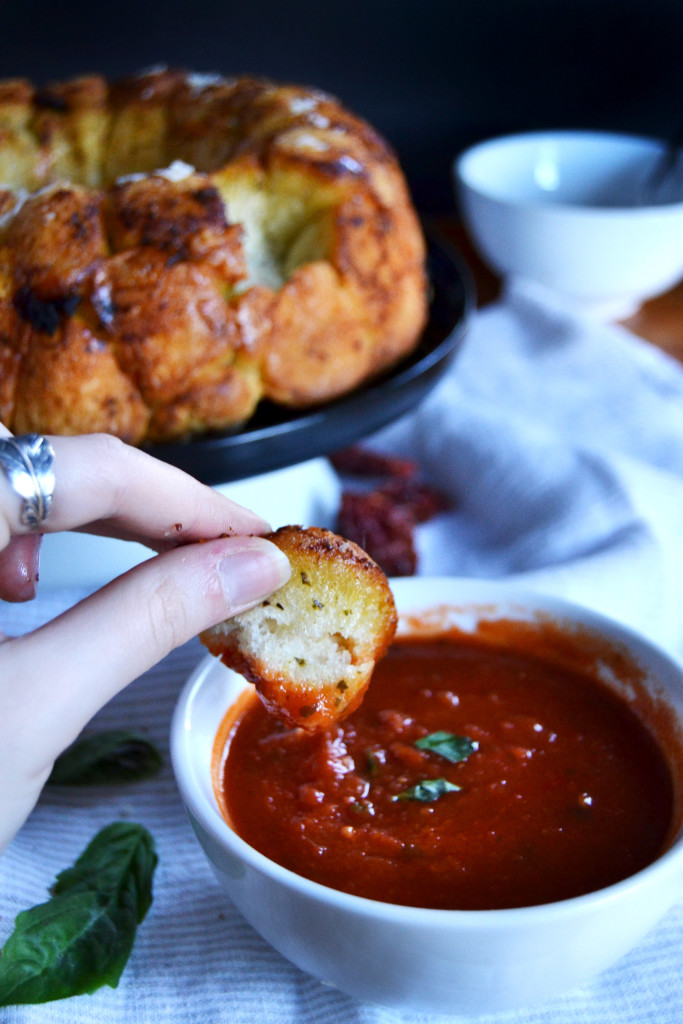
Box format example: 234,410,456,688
213,618,677,911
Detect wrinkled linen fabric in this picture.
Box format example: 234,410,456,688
374,280,683,661
2,283,683,1023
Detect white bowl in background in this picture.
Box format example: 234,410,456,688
171,576,683,1015
454,130,683,318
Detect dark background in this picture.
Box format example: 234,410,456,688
0,0,681,213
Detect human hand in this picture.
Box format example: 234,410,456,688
0,430,291,850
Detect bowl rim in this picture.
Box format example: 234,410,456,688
171,576,683,926
454,128,683,215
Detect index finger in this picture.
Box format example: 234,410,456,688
0,433,271,546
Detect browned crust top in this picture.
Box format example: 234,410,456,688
0,69,428,445
265,524,383,574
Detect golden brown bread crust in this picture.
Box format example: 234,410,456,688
200,525,397,731
0,69,428,444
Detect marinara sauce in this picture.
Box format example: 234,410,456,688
216,629,675,910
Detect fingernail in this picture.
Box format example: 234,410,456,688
218,541,291,613
10,535,42,601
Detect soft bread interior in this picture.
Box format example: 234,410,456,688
213,166,337,289
201,526,397,730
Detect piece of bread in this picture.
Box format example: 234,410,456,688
200,525,397,731
0,69,428,444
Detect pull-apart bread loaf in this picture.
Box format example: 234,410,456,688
0,69,428,444
200,525,397,731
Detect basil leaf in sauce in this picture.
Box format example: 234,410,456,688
0,822,157,1006
395,778,461,802
47,730,163,786
415,731,478,763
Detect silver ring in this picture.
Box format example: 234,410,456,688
0,433,56,531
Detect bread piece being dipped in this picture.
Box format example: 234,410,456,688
200,525,397,730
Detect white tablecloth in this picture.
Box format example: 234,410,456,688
2,283,683,1022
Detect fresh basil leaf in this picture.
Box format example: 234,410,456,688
47,731,163,786
51,821,156,920
415,731,478,763
0,822,157,1006
395,778,461,802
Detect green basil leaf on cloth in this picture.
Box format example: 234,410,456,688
47,730,163,785
0,821,157,1005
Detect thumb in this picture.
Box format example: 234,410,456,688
2,535,291,767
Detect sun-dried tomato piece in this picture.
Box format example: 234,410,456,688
333,445,452,576
378,477,450,524
330,446,417,480
336,490,417,577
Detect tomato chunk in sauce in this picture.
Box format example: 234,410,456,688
217,632,675,910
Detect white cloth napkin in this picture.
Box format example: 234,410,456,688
374,279,683,662
2,284,683,1023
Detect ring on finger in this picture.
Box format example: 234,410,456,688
0,433,56,531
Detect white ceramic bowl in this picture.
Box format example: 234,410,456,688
171,577,683,1014
454,130,683,317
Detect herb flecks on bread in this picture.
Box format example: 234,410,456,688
200,525,397,730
